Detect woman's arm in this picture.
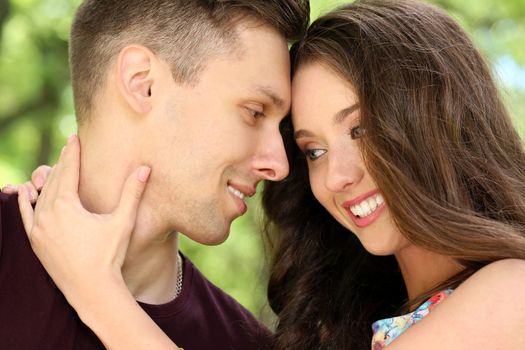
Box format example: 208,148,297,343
387,258,525,349
67,274,180,350
16,135,181,350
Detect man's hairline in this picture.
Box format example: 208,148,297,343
76,16,288,124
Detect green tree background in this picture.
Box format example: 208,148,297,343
1,0,524,326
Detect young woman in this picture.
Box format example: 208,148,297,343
263,0,525,348
8,0,525,349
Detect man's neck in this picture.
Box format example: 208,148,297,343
77,124,181,305
122,232,181,304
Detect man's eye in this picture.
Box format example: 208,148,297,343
349,126,365,139
247,108,265,119
304,148,326,161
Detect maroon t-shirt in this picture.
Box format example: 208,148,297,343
0,193,271,349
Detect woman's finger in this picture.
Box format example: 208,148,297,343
114,166,151,232
22,182,39,204
56,135,81,197
31,165,53,191
17,186,35,237
35,164,57,212
1,184,18,194
42,145,67,203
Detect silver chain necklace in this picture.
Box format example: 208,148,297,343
174,253,183,299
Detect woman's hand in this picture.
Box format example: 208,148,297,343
14,136,180,349
16,134,151,308
2,165,52,203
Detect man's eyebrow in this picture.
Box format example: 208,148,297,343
253,86,285,109
334,103,359,125
294,103,360,140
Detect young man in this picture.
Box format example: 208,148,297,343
0,1,309,349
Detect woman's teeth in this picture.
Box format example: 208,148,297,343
349,193,384,218
228,186,245,200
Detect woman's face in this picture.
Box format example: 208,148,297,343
291,62,410,256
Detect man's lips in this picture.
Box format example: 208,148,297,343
227,182,256,198
227,182,256,216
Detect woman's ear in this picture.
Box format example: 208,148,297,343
116,45,156,114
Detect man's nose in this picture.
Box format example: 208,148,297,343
253,130,290,181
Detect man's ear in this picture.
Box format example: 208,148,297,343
116,45,157,114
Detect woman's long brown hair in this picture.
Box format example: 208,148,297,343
263,0,525,348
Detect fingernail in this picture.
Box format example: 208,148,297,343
60,146,66,157
1,184,17,192
138,166,151,183
68,134,76,144
34,176,44,188
28,190,37,201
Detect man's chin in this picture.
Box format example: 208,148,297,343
181,228,231,246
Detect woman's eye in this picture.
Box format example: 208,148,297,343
305,148,327,161
349,126,365,139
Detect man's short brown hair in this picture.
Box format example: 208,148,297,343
69,0,309,122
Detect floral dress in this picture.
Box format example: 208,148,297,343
371,289,453,350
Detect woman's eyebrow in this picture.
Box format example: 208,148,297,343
294,103,360,140
333,103,359,125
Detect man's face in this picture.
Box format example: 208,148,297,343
140,22,291,244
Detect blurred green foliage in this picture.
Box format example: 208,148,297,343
0,0,524,327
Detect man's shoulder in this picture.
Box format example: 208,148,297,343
180,255,272,349
0,192,18,210
0,192,33,261
0,193,23,251
184,257,253,317
0,192,85,349
0,192,24,230
185,255,258,316
0,192,21,220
